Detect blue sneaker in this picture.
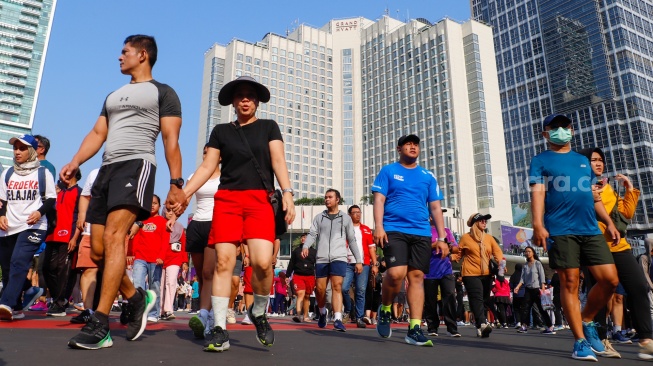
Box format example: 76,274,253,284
376,305,392,338
22,286,43,309
333,319,346,332
611,331,632,344
582,321,606,355
542,327,556,335
405,325,433,347
318,309,328,329
572,339,597,361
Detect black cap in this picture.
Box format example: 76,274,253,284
397,134,420,146
542,114,572,128
467,213,492,227
218,76,271,106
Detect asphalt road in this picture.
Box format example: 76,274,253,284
0,311,644,365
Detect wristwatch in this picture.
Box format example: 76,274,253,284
282,188,295,196
374,262,380,267
170,178,184,188
135,221,144,228
437,237,447,243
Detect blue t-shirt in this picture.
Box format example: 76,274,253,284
191,282,199,299
371,162,443,237
529,150,601,236
40,159,56,181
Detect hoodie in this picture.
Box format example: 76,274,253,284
303,210,361,264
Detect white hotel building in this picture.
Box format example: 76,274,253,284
198,15,513,232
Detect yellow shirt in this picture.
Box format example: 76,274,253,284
598,184,640,252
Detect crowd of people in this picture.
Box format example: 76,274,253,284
0,34,651,362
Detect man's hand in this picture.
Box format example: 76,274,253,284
532,226,549,248
166,186,187,216
435,240,449,259
76,212,86,232
355,263,363,274
129,223,140,239
371,264,379,276
60,162,80,185
606,223,621,244
0,216,8,231
126,256,135,266
156,258,164,266
374,227,388,248
27,211,42,225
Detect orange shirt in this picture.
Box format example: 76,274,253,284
598,184,640,252
458,233,503,277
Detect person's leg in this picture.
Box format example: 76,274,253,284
521,288,535,327
354,265,369,320
295,289,306,316
382,266,408,307
612,251,652,342
163,265,179,314
41,243,56,304
229,275,239,311
330,274,344,316
315,277,328,309
0,236,16,291
80,268,98,311
423,278,438,331
0,231,42,310
406,268,425,321
533,289,553,327
131,260,148,296
341,264,354,317
92,207,138,317
211,243,237,329
583,264,618,322
441,274,458,333
247,239,274,315
462,276,486,328
558,268,584,340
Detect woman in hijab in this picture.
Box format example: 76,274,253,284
0,135,56,321
160,207,187,321
454,213,503,338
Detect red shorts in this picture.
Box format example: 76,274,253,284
208,189,275,245
292,274,315,292
75,236,97,269
243,266,253,294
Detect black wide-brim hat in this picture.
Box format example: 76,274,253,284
218,75,271,106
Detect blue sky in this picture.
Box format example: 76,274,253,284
33,0,470,214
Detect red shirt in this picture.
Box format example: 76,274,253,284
164,230,188,268
45,185,81,243
130,215,169,263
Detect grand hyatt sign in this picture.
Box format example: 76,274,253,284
335,20,358,31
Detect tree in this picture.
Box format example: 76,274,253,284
360,194,374,204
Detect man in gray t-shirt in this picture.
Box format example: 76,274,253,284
61,35,184,351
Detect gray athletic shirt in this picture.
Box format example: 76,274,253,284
100,80,181,166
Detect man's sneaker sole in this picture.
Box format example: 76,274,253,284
0,305,13,321
572,354,598,362
67,333,113,350
404,336,433,347
47,312,67,317
204,341,230,352
189,316,205,339
127,289,156,341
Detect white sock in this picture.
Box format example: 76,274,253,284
613,325,622,332
252,294,268,317
211,296,229,329
334,312,342,321
320,307,327,315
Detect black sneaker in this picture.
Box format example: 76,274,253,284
46,302,67,317
120,302,132,325
126,288,156,341
68,315,113,350
248,305,275,347
71,309,93,324
203,326,230,352
356,318,367,328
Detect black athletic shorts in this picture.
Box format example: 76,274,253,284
186,220,212,253
383,232,431,274
86,159,156,224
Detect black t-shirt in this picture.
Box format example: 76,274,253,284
207,119,283,190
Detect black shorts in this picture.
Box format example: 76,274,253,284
86,159,156,224
186,220,212,253
548,234,615,269
383,232,431,274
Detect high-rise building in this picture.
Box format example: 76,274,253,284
472,0,653,231
198,15,513,226
0,0,57,167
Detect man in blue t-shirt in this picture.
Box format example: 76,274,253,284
529,114,619,362
371,134,448,347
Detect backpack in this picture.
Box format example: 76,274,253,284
4,166,56,236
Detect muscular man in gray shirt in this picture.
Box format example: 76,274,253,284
61,35,184,351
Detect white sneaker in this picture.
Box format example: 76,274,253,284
12,310,25,319
270,313,279,317
147,316,158,323
241,313,253,325
226,309,236,324
456,321,465,326
0,304,13,321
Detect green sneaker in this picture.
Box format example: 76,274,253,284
126,288,156,341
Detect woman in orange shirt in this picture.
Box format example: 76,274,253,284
454,213,503,339
579,147,652,359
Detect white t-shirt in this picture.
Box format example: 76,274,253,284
348,225,365,264
188,173,220,221
80,168,99,236
0,168,56,236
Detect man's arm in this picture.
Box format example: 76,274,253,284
429,200,449,258
161,116,184,213
531,184,548,248
345,218,361,264
60,116,108,184
373,192,387,247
